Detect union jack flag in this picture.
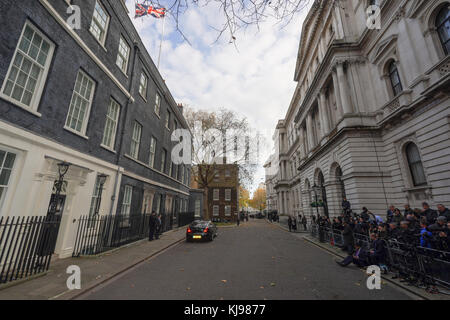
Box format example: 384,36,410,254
135,3,166,19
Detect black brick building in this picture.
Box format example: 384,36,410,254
0,0,193,258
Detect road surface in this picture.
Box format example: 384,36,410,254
80,219,413,300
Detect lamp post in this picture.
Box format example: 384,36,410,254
94,174,108,216
48,161,70,219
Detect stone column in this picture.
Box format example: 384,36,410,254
318,91,330,137
306,113,314,151
336,62,353,115
332,69,344,120
299,126,306,158
278,192,282,214
334,5,345,39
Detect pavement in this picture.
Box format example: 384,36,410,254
77,219,416,300
0,227,187,300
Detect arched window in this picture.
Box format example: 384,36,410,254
436,6,450,55
336,167,346,200
388,61,403,96
405,143,427,187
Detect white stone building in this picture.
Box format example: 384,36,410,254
268,0,450,220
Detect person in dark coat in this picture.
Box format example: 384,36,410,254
437,204,450,221
148,211,157,241
403,204,414,218
386,205,395,223
368,233,385,265
392,208,404,225
287,216,292,232
336,241,369,268
292,217,297,232
342,220,354,253
342,198,351,215
360,207,370,222
421,202,438,225
302,216,307,230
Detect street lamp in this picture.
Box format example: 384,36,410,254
94,174,108,216
48,162,71,218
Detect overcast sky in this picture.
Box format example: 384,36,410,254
126,1,310,195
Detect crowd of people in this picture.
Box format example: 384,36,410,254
312,200,450,289
314,200,450,253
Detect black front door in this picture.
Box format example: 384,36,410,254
36,193,66,257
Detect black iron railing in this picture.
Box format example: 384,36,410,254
0,215,61,284
73,212,195,257
309,223,450,290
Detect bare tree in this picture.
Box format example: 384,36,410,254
133,0,322,43
184,107,259,219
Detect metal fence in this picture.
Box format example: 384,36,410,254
0,216,61,284
309,223,450,289
73,212,195,257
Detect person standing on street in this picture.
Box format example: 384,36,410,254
292,217,297,232
302,215,307,231
288,216,292,232
148,211,157,241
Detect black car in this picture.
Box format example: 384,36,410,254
186,220,218,242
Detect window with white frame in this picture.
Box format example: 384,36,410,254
194,200,201,217
213,189,219,201
214,170,220,182
149,137,156,168
155,194,162,214
0,150,16,212
130,121,142,159
102,98,120,149
88,175,103,217
121,185,132,216
405,142,427,187
139,72,148,99
65,71,95,134
165,110,170,129
225,189,231,201
213,205,219,216
225,169,231,177
154,93,161,116
116,36,130,74
89,0,109,45
436,6,450,55
1,22,55,112
225,205,231,216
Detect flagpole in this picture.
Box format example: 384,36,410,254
157,15,166,70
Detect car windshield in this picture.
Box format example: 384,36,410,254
190,221,209,228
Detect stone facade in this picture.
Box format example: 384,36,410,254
267,0,450,220
0,0,192,258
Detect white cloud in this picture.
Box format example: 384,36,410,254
127,1,310,193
